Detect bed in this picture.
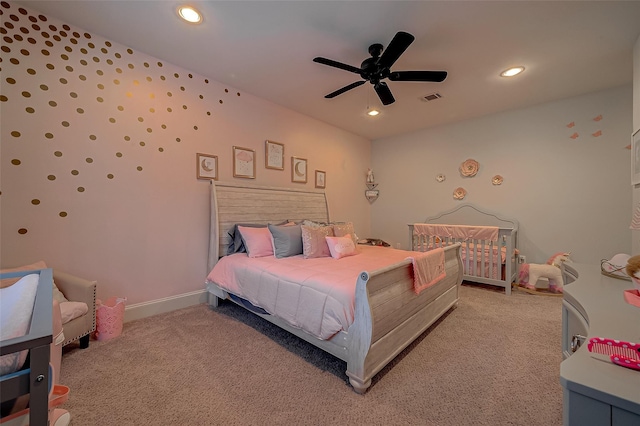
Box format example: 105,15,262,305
205,181,463,393
409,204,518,295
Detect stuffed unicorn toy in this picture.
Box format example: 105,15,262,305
518,252,571,293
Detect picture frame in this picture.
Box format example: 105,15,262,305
233,146,256,179
315,170,326,189
265,140,284,170
291,157,307,183
633,129,640,186
196,153,218,180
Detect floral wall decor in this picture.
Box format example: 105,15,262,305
460,159,479,177
453,187,467,200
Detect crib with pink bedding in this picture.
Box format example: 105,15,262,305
409,204,518,295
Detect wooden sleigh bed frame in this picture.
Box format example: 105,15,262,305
205,181,463,393
409,204,518,295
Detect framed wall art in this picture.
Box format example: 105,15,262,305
633,129,640,186
265,140,284,170
233,146,256,179
291,157,307,183
315,170,326,189
196,153,218,180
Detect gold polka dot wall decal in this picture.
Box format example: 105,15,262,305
76,108,84,114
97,83,104,89
6,77,16,84
176,138,181,142
26,107,35,113
89,134,97,140
41,49,49,55
128,63,134,69
126,92,132,97
167,91,172,97
59,212,67,217
0,95,7,101
92,56,99,63
46,63,54,69
80,47,87,54
116,152,122,157
31,199,40,205
205,79,209,83
188,73,192,78
48,101,57,107
10,131,20,137
60,53,69,60
59,78,67,84
3,36,12,44
21,91,30,97
207,111,211,116
117,105,124,111
27,37,35,44
87,42,94,48
149,93,154,99
70,38,77,45
20,49,28,56
48,24,56,31
107,173,114,179
100,47,107,54
146,76,152,82
1,46,8,52
62,24,69,30
97,97,103,102
79,75,86,81
77,186,84,192
59,30,66,37
10,159,21,165
133,80,139,86
219,100,223,104
115,52,121,58
224,89,229,93
86,158,93,163
146,128,152,133
10,58,19,64
174,73,179,78
126,48,133,54
136,166,142,171
199,95,203,99
84,33,90,39
40,84,48,90
109,117,116,123
182,105,187,109
47,174,56,180
160,75,165,80
41,31,49,38
61,121,69,127
161,124,167,129
167,107,172,112
113,79,120,85
237,92,240,96
31,23,39,29
69,92,77,98
14,35,23,42
65,65,73,72
54,151,62,157
45,41,53,47
115,67,121,73
180,86,185,91
71,169,78,175
95,69,102,75
139,141,145,146
44,132,53,139
158,147,164,152
123,136,130,141
18,228,27,235
137,117,143,122
193,125,198,130
149,107,155,113
143,62,149,67
72,31,80,38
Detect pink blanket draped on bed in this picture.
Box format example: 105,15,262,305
207,245,430,340
405,248,446,295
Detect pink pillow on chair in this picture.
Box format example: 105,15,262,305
237,226,274,258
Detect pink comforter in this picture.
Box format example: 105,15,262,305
207,246,418,340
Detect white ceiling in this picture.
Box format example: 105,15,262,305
16,1,640,141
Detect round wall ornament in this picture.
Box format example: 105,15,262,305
453,187,467,200
460,159,479,177
436,173,446,182
492,175,503,185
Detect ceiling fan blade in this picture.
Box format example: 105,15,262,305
325,80,365,98
377,31,415,69
374,82,395,105
313,57,362,74
389,70,448,82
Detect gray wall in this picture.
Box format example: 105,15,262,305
371,86,632,265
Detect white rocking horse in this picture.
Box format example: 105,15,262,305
518,252,571,293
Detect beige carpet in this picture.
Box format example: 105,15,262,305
60,284,563,425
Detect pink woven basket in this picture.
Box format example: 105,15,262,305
95,297,126,341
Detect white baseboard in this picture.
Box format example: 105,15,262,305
123,289,208,323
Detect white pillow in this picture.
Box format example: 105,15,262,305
325,234,358,260
0,274,39,375
60,301,89,324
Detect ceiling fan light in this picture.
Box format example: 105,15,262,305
178,6,202,24
500,66,525,77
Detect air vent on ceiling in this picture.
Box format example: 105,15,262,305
421,92,443,102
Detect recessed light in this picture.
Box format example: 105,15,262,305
367,108,380,116
500,66,525,77
178,6,202,24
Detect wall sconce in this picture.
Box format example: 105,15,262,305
365,168,378,202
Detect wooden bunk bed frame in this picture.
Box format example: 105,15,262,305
409,204,519,295
205,181,463,393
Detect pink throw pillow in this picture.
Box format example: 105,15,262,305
325,234,358,260
238,226,274,258
301,225,334,258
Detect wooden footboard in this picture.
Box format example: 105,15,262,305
346,243,463,393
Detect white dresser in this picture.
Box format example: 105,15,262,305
560,263,640,426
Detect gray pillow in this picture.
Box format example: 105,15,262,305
268,224,303,258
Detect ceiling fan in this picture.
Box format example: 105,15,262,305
313,31,447,106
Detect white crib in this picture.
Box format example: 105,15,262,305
410,204,519,295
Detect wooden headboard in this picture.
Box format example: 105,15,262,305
207,181,329,272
